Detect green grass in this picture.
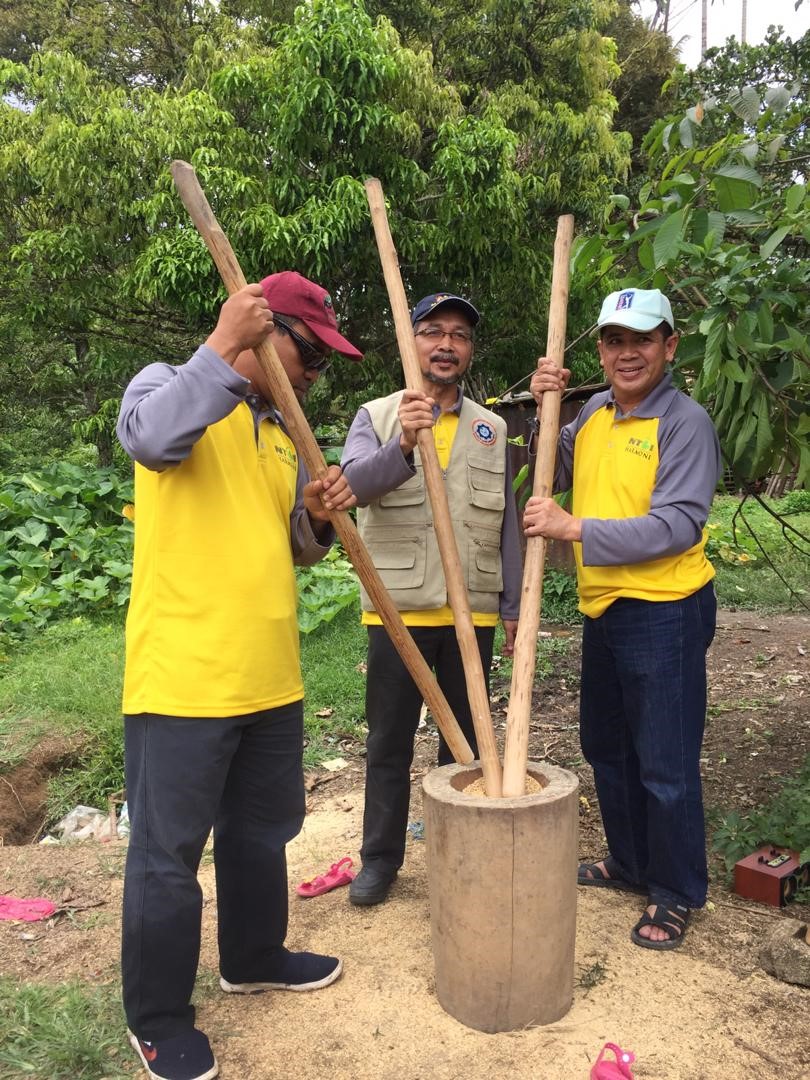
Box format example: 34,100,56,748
0,606,370,825
0,617,126,821
299,604,367,765
707,494,810,611
0,979,136,1080
0,492,807,827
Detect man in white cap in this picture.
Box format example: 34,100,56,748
525,287,721,951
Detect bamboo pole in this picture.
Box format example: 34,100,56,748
501,215,575,797
170,160,474,765
364,178,502,796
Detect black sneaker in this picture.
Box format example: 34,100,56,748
127,1028,218,1080
349,865,397,906
219,948,342,994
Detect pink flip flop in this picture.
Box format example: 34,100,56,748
591,1043,636,1079
296,857,356,898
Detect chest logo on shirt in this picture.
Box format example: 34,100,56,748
274,444,298,469
625,436,655,460
472,419,497,446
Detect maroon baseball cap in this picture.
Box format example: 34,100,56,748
260,271,363,360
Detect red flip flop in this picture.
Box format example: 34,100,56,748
591,1043,636,1079
296,857,356,898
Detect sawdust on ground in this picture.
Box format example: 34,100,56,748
1,609,809,1079
2,785,809,1080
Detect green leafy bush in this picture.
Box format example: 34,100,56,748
778,489,810,515
296,547,360,634
0,463,361,645
0,463,134,645
541,569,581,625
704,522,758,567
710,755,810,873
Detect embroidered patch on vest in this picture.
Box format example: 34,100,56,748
471,419,497,446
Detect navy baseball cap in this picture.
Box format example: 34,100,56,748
410,293,480,327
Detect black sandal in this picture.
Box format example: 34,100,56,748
577,855,647,895
631,897,690,950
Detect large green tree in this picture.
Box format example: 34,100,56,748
0,0,260,88
604,0,679,177
0,0,630,458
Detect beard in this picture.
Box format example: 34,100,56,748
424,369,462,386
424,353,463,386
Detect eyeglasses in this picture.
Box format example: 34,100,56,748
274,317,331,372
414,327,473,344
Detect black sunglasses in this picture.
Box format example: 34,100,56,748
274,317,331,372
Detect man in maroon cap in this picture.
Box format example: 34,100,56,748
116,272,361,1080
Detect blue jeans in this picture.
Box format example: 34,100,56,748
579,583,716,909
121,703,305,1041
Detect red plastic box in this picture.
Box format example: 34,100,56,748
733,845,810,907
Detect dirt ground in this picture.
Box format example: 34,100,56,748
1,609,809,1079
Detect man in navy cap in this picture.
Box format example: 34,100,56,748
117,272,361,1080
341,292,522,906
526,287,721,952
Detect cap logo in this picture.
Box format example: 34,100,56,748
323,294,333,310
616,290,635,311
472,419,497,446
431,294,451,309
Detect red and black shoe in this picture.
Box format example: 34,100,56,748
128,1028,218,1080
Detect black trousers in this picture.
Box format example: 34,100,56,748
121,703,305,1041
361,624,495,873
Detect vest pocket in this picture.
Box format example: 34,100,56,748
362,527,426,591
467,454,505,512
378,469,425,507
466,526,503,594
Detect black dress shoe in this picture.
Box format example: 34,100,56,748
349,865,397,906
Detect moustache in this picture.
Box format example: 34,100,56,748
430,352,459,365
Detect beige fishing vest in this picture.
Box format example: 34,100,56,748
358,391,508,613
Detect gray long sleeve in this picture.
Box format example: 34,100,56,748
340,407,415,506
116,346,249,470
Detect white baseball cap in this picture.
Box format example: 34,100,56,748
597,288,674,333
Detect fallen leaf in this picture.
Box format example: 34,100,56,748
798,646,806,656
321,757,348,772
315,707,334,718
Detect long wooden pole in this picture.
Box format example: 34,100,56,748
501,215,575,797
170,160,474,765
364,178,502,796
